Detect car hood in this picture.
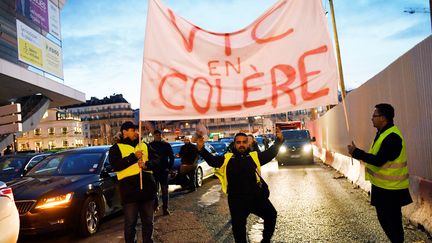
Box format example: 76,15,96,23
282,141,310,149
9,174,96,200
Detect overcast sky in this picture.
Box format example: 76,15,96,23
60,0,430,109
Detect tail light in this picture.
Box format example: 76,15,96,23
0,187,14,201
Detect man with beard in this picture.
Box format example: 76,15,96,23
196,128,284,243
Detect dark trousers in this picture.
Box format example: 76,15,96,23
375,205,404,243
154,172,169,210
228,195,277,243
123,200,154,243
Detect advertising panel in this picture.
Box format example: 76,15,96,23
16,19,43,68
48,0,61,39
17,20,63,78
16,0,49,32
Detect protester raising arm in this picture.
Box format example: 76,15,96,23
257,127,284,165
196,136,224,168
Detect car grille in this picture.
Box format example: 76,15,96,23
15,200,36,215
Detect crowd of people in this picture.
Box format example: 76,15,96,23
109,103,410,243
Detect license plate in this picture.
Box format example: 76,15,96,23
290,155,301,158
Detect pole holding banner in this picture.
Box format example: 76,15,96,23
328,0,352,165
138,121,143,190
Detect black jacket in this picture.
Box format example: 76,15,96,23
352,123,412,206
149,141,174,172
109,137,159,205
179,143,198,165
200,139,283,197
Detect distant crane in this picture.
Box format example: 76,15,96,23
403,7,430,14
403,3,432,32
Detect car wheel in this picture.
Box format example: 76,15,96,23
79,196,101,236
195,167,203,188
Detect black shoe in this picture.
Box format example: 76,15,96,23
163,210,170,216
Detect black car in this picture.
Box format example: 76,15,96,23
9,146,121,236
0,153,52,182
276,129,316,165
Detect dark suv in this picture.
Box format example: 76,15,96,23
276,129,315,165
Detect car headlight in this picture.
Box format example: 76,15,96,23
302,144,312,152
35,192,74,209
279,145,287,153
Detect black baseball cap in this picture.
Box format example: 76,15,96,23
153,129,162,135
121,121,138,131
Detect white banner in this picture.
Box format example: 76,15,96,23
140,0,339,121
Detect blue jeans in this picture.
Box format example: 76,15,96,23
123,200,154,243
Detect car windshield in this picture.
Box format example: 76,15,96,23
26,153,104,176
0,157,28,174
282,130,310,142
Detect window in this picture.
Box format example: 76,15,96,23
74,127,82,134
231,118,236,121
48,127,55,135
34,128,41,136
63,140,68,147
210,119,214,123
62,127,68,135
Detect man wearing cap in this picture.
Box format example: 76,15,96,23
150,129,175,215
109,121,159,243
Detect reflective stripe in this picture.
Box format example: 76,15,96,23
366,168,409,181
381,161,408,169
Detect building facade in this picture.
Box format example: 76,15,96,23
17,109,84,151
64,94,134,145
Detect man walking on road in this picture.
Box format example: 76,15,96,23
179,136,199,192
196,128,284,243
150,129,175,215
348,103,412,243
109,121,159,243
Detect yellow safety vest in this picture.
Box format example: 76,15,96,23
214,151,261,194
365,126,409,190
116,142,152,180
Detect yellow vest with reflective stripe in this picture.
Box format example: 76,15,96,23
214,151,261,194
365,126,409,190
116,142,152,180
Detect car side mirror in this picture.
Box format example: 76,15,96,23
311,137,316,142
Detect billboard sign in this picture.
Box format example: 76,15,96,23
48,0,61,39
17,19,63,78
16,0,49,32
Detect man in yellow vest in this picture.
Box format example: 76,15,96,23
109,121,160,243
348,103,412,243
196,128,284,243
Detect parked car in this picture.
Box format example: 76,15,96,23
9,146,121,236
169,142,216,188
0,181,19,243
0,153,52,182
208,141,228,155
276,129,315,165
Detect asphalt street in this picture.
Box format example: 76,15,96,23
18,160,432,243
